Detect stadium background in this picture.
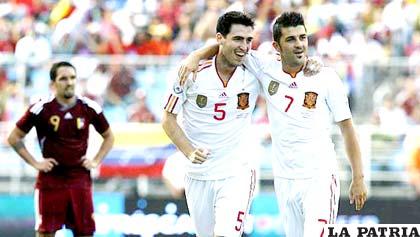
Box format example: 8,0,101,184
0,0,419,236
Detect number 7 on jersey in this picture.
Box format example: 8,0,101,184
284,95,294,112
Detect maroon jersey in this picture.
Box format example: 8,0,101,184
16,95,109,189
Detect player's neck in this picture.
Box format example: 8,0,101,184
56,96,76,107
282,62,304,78
215,54,236,81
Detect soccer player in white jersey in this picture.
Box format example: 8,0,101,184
178,11,368,237
161,11,259,237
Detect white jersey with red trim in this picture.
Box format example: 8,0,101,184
245,50,351,179
164,56,260,180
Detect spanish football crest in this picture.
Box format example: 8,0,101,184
237,92,250,110
196,94,207,108
268,81,279,96
302,91,318,109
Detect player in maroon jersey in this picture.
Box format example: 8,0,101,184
7,61,114,237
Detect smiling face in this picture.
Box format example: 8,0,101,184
273,25,308,69
52,66,77,101
217,24,254,67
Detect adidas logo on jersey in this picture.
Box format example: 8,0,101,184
64,112,73,119
288,82,298,88
219,92,227,98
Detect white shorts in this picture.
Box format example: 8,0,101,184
185,169,256,237
274,173,340,237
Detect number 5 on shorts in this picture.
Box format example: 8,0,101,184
234,211,245,231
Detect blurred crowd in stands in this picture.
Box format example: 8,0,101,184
0,0,419,126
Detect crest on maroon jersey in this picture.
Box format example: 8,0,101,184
77,117,85,129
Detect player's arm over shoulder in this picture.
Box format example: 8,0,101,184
246,49,276,67
181,58,213,87
196,59,213,72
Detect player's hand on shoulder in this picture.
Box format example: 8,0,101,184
349,176,368,211
304,56,323,77
178,54,200,86
81,156,100,170
36,158,58,172
186,148,209,164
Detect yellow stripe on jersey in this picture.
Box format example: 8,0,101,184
164,94,179,113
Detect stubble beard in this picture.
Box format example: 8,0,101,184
285,56,304,69
63,89,75,99
291,53,306,68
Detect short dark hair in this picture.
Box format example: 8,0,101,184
272,11,306,43
50,61,76,81
216,11,254,37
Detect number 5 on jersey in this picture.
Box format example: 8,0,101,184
213,103,226,121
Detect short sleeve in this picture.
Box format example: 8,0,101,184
163,74,188,115
16,106,37,133
91,112,110,134
324,68,352,122
81,97,110,134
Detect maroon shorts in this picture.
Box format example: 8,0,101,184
35,187,95,235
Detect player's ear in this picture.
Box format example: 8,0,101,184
216,33,224,44
49,79,56,90
272,41,281,53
